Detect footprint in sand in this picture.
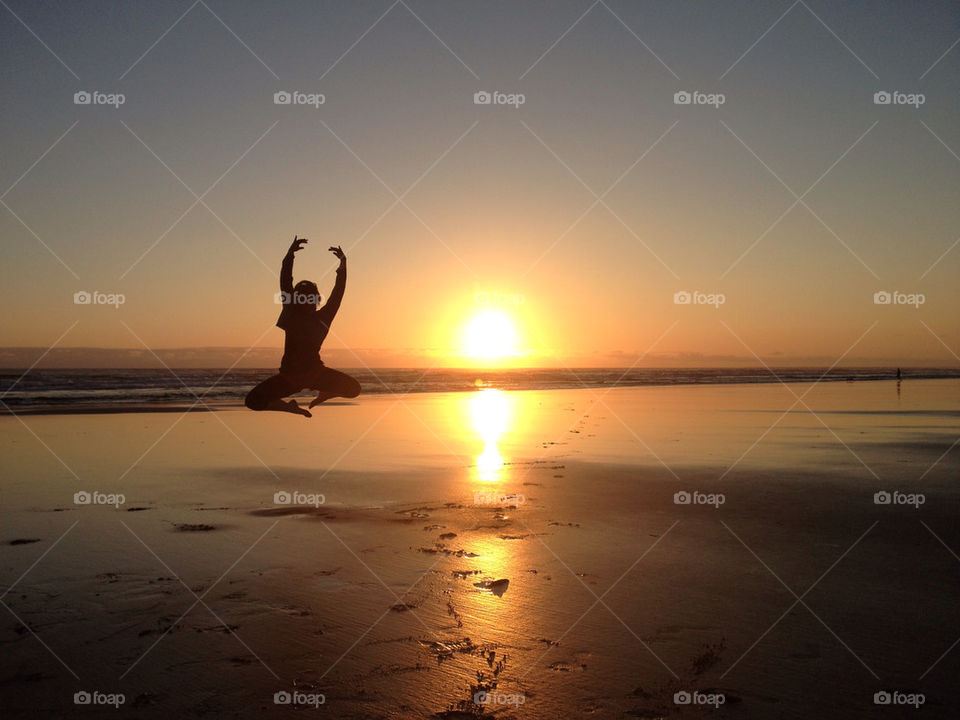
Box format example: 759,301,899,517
173,523,217,532
548,660,587,672
473,578,509,597
452,569,481,579
389,602,418,612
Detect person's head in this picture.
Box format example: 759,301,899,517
291,280,321,310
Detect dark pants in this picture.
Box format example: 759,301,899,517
244,367,361,410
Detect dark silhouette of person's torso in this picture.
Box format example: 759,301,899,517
276,249,346,377
276,306,333,374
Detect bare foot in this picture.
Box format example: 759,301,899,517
285,400,312,418
263,398,312,417
309,392,335,409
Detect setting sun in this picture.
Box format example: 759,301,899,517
462,310,518,360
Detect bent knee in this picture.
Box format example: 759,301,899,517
344,378,361,398
245,391,266,411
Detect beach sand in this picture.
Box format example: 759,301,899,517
1,379,959,718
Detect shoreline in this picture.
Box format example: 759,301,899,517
1,374,955,417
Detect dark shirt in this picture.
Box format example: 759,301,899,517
276,253,346,375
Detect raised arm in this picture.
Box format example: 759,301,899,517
319,245,347,323
281,236,307,295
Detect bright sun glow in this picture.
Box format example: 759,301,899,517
463,310,517,360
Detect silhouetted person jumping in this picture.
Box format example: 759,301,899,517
245,236,361,417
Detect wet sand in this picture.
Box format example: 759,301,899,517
1,380,959,718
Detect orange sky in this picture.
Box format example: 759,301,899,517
2,1,959,368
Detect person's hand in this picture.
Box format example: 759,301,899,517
288,236,308,255
329,245,346,263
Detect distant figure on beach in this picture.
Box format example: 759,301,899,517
245,236,361,417
896,367,902,380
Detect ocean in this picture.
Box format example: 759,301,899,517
1,367,957,412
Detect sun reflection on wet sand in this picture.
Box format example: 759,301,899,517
469,389,510,483
462,389,530,628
